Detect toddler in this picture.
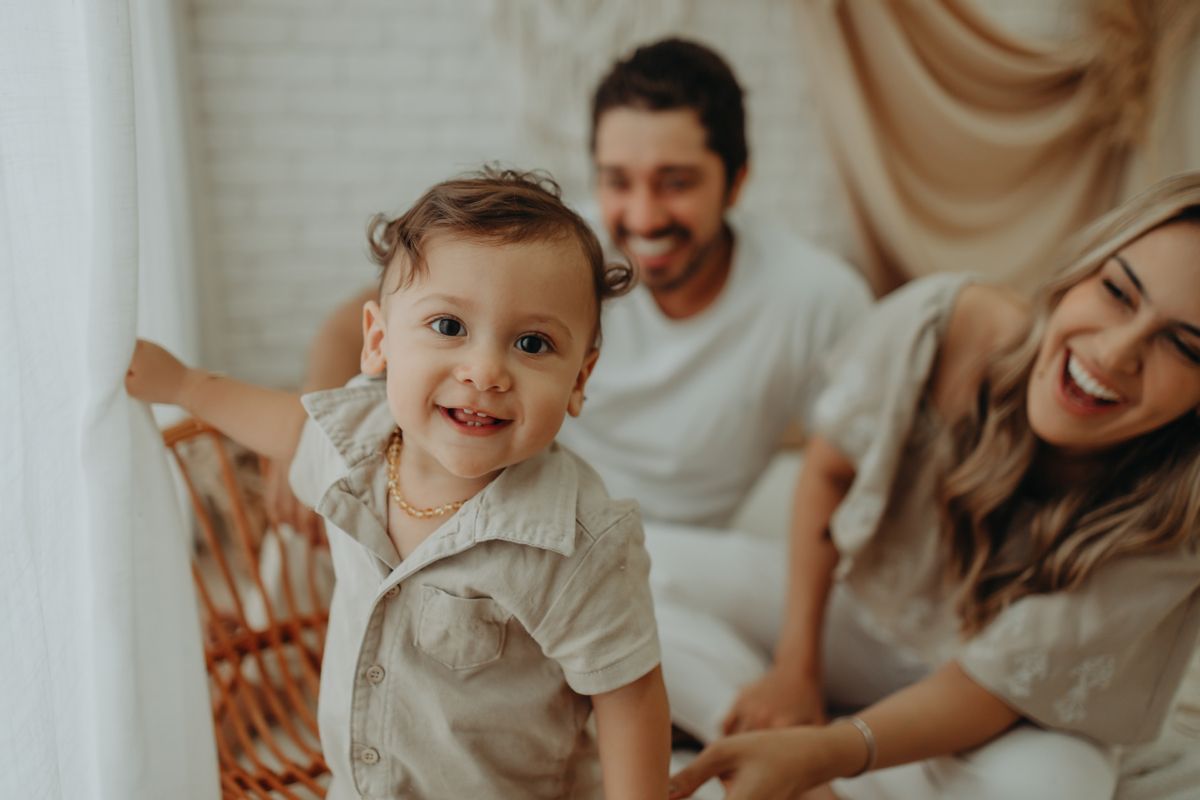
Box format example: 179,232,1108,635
127,169,669,799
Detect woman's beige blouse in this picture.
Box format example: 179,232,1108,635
811,273,1200,745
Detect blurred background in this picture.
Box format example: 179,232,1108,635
172,0,1133,386
4,2,1200,797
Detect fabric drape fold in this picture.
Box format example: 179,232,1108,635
796,0,1200,292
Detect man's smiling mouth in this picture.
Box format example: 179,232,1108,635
625,234,679,259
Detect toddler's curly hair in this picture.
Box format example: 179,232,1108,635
367,167,633,345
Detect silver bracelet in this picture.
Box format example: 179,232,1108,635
833,715,878,777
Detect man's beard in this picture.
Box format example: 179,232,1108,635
624,224,730,295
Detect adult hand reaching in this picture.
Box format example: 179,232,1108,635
668,726,853,800
722,666,825,735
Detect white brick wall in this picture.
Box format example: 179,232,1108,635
184,0,1087,386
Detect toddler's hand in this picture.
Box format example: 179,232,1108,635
125,339,193,406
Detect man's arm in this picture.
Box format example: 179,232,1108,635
593,666,671,799
301,286,375,392
126,340,306,461
262,286,373,536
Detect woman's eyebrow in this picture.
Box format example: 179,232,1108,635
1113,253,1200,337
1113,254,1144,296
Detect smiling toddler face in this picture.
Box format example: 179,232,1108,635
363,234,599,480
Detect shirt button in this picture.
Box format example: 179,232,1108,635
384,585,400,599
365,664,386,684
359,746,380,765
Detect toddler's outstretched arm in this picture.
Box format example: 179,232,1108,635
593,665,670,799
126,339,307,460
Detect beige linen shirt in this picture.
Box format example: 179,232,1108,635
290,378,661,799
811,273,1200,746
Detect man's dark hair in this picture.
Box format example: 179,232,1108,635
590,37,748,187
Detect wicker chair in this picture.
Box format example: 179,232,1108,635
164,419,331,799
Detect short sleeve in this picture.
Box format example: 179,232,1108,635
958,550,1200,745
793,266,873,429
288,377,389,510
530,511,661,695
288,416,341,509
811,273,970,559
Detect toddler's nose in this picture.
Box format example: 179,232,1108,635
454,348,511,392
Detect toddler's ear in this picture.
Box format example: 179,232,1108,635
566,349,600,417
361,300,387,375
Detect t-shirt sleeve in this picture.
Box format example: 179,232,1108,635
529,510,661,695
810,273,970,560
958,550,1200,745
288,415,339,509
793,266,874,429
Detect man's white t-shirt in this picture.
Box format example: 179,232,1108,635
558,214,871,529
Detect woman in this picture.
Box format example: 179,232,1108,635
670,173,1200,800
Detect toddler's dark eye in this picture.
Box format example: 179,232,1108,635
515,334,551,355
431,318,465,337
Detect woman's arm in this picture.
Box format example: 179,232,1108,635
722,436,855,733
850,660,1019,769
593,665,671,800
126,339,306,461
671,661,1020,799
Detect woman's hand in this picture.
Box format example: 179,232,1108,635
125,339,195,406
669,726,855,800
722,666,826,735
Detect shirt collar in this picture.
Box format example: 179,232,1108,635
302,377,581,562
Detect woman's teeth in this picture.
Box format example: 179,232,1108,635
626,235,677,258
1067,355,1120,402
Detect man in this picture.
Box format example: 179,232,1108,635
273,38,871,743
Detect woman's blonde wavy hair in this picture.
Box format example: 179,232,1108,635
941,172,1200,635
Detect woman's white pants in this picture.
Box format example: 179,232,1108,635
645,523,1118,800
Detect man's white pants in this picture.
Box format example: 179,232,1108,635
644,522,788,742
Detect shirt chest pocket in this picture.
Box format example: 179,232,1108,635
416,586,510,670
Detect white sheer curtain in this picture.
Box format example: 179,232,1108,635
1,1,217,797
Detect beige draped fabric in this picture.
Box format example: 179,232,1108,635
796,0,1200,293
